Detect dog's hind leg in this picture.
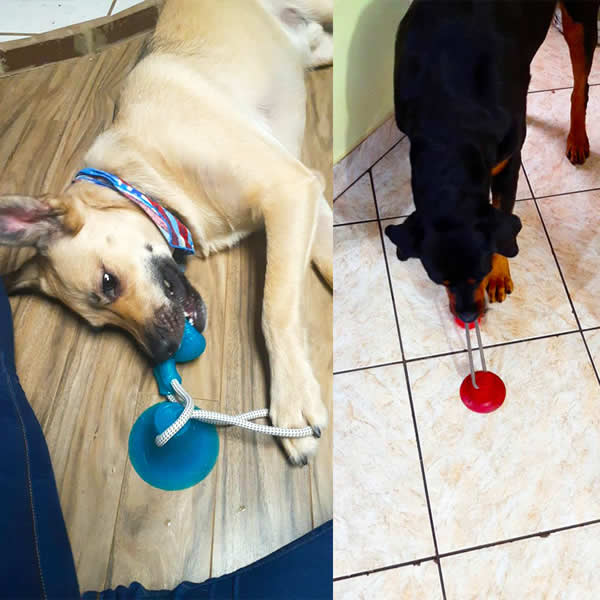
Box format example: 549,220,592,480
260,175,328,465
560,1,598,165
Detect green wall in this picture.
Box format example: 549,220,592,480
333,0,411,163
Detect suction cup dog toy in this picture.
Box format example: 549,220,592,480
128,320,316,491
458,319,506,413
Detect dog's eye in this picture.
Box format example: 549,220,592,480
102,271,120,300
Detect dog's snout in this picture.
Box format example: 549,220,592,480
457,309,478,324
147,334,179,364
447,286,484,323
147,304,186,363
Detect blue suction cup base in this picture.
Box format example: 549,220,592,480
128,401,219,491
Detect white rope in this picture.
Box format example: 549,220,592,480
465,320,487,389
154,380,315,447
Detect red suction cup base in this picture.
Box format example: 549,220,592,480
460,371,506,413
454,316,481,330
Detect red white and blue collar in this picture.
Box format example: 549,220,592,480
74,168,195,255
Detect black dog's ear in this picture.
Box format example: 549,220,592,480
385,212,423,260
486,208,522,258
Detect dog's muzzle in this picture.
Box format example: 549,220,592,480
146,257,207,363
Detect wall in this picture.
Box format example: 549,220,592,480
333,0,411,163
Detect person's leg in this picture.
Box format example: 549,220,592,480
83,519,333,600
0,279,80,599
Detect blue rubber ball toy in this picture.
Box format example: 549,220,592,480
128,321,219,491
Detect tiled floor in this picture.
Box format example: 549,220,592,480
334,25,600,598
0,0,143,43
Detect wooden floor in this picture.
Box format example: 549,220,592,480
0,35,332,592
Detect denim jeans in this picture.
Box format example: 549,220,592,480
0,279,332,599
0,279,80,599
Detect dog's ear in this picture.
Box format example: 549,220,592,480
385,212,423,260
0,195,81,249
479,207,522,258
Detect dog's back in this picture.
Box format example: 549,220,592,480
394,0,556,139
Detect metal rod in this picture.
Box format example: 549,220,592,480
474,320,487,372
465,324,479,389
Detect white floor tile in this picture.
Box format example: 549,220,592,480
112,0,144,14
1,1,113,34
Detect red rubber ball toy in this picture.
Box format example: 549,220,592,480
460,371,506,413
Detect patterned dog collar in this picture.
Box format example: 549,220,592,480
73,167,195,254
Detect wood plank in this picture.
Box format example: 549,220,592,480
0,1,158,76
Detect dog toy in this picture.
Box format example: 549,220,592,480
128,321,315,491
458,319,506,413
454,316,480,330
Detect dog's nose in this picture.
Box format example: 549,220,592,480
148,335,179,364
457,309,479,324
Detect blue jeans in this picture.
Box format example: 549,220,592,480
0,279,332,599
0,281,80,599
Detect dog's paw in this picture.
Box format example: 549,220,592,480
566,131,590,165
270,367,327,466
307,23,333,67
485,253,513,303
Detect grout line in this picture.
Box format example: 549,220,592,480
334,136,405,202
370,169,448,600
404,329,580,364
108,0,118,16
334,328,580,376
333,217,378,228
334,358,404,377
334,200,532,231
333,185,598,233
528,82,600,95
437,517,600,560
377,197,531,224
335,516,600,583
535,185,600,201
522,164,600,386
334,555,438,582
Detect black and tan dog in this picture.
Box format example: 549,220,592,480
386,1,598,323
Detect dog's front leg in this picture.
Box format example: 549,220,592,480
488,153,520,303
260,176,328,465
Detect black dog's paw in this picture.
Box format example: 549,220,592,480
384,224,406,260
385,215,422,261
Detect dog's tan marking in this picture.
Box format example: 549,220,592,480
491,156,510,176
481,253,513,303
